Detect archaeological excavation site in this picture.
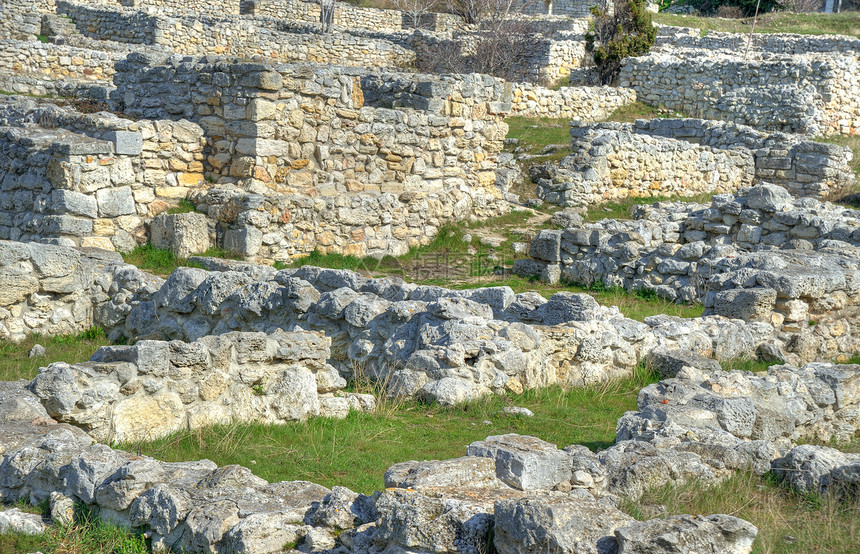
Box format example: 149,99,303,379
0,0,859,551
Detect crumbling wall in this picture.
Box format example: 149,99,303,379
535,119,854,208
0,39,118,83
120,0,241,16
655,25,860,55
28,330,374,442
0,0,56,41
519,184,860,360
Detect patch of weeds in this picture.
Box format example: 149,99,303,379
252,384,265,396
505,117,572,154
600,101,664,123
621,469,860,553
122,244,243,277
35,34,50,43
721,357,782,373
167,199,201,214
582,192,715,222
0,330,111,382
653,12,860,37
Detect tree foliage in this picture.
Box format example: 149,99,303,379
586,0,657,85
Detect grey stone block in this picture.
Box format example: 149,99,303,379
223,226,263,257
105,131,143,156
150,212,211,258
96,187,136,218
52,190,97,218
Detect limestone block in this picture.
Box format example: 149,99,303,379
615,514,757,554
150,212,212,258
96,186,136,218
223,226,263,257
105,131,143,156
467,434,571,490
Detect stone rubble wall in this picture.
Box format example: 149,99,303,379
655,24,860,56
536,118,854,207
120,0,241,16
534,121,756,208
619,50,860,136
28,330,375,442
246,0,463,32
0,378,759,554
0,39,119,84
55,1,414,68
0,98,207,252
519,185,860,362
0,0,56,41
0,241,121,340
92,255,860,404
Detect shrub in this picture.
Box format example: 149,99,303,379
586,0,657,85
716,4,745,17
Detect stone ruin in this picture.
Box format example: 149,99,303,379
1,0,860,551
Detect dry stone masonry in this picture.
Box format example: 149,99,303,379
533,118,855,208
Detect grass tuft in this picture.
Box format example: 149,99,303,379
0,329,111,382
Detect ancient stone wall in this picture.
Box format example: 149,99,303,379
55,1,414,68
28,330,374,442
619,50,860,136
0,98,207,252
0,39,118,84
120,0,241,16
509,84,636,120
0,241,118,341
520,185,860,360
112,55,511,259
535,119,854,208
655,24,860,55
247,0,463,32
0,0,56,41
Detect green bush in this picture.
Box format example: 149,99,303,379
586,0,657,85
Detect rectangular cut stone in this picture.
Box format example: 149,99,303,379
105,131,143,156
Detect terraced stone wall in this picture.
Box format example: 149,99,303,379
0,39,118,83
121,0,241,16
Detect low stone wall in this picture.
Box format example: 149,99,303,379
655,24,860,56
29,330,374,442
0,39,118,83
55,1,414,68
534,119,855,207
247,0,462,32
120,0,240,16
0,98,206,251
519,184,860,361
509,84,635,120
620,50,860,136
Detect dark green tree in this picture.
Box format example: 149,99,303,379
586,0,657,85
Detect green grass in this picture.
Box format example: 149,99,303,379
450,276,704,321
121,244,242,277
505,117,571,152
653,11,860,37
622,470,860,554
35,34,49,43
0,328,111,382
0,502,149,554
600,101,689,124
166,199,201,215
817,135,860,182
125,367,660,494
582,192,715,222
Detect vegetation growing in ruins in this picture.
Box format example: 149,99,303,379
622,470,860,554
0,502,149,554
581,191,716,222
0,328,110,382
587,0,658,84
125,365,660,494
654,11,860,37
